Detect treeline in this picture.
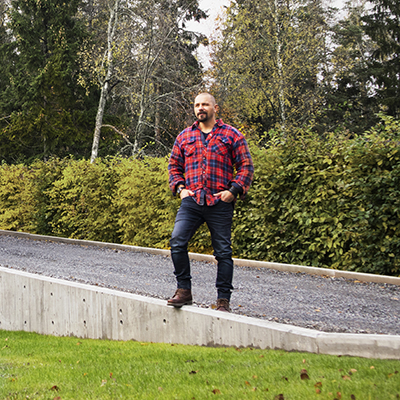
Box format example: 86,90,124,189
0,0,206,163
211,0,400,139
1,0,400,163
1,117,399,276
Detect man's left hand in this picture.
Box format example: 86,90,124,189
213,190,235,203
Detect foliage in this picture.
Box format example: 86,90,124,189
0,117,400,275
46,158,120,243
233,116,400,276
210,0,329,137
0,164,37,232
0,0,98,163
363,0,400,118
2,330,400,400
79,0,206,162
324,0,379,134
113,156,178,248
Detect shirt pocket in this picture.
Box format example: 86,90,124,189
184,139,197,157
211,136,230,156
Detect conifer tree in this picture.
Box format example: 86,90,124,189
0,0,96,162
363,0,400,118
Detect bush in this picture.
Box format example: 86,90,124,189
0,116,399,276
46,158,120,243
0,163,37,232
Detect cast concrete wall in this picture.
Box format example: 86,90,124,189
1,266,399,359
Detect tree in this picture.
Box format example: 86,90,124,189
322,0,379,133
0,0,97,163
363,0,400,118
89,0,122,163
81,0,206,162
210,0,328,137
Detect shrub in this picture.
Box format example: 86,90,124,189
46,158,120,243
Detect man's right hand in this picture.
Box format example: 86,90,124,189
180,189,194,199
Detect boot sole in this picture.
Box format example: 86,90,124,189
167,301,193,308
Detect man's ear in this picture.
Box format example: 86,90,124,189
215,104,220,114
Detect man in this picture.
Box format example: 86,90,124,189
167,93,254,312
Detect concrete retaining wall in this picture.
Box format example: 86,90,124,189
1,266,399,359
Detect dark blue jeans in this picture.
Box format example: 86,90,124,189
170,197,234,300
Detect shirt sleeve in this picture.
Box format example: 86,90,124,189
231,135,254,199
168,136,185,195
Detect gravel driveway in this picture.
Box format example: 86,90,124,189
1,234,399,336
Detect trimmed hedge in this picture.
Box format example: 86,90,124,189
0,116,399,276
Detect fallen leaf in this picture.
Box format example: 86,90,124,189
337,391,342,399
282,376,288,381
251,387,257,391
302,359,306,364
50,386,60,391
301,372,310,380
245,381,251,386
350,369,357,373
274,395,284,400
314,382,322,388
212,388,221,394
252,375,258,379
158,387,163,391
53,397,61,400
370,366,375,369
351,395,356,400
100,379,107,387
342,375,351,381
189,370,198,374
110,372,113,378
315,388,321,394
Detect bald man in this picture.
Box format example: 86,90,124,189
167,93,254,312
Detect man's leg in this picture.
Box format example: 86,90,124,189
168,197,204,306
206,201,234,306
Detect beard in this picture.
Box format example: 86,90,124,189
196,111,209,122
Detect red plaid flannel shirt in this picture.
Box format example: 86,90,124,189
168,119,254,206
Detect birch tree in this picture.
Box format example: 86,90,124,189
82,0,205,161
90,0,121,163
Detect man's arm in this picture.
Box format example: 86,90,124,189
168,139,185,195
231,135,254,199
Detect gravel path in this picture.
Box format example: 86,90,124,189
1,234,399,335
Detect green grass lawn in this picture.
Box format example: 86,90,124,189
0,330,399,399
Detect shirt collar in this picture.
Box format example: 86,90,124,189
191,119,224,131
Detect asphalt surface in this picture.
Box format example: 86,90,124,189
1,234,399,336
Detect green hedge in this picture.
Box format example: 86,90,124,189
0,116,399,276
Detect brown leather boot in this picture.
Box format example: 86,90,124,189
216,298,230,312
167,289,193,307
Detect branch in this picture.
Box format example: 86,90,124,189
101,124,133,146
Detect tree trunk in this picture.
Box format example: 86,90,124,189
90,0,120,163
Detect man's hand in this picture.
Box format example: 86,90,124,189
180,188,194,199
213,190,235,203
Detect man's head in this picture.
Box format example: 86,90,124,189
194,93,218,124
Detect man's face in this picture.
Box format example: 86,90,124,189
194,94,217,123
